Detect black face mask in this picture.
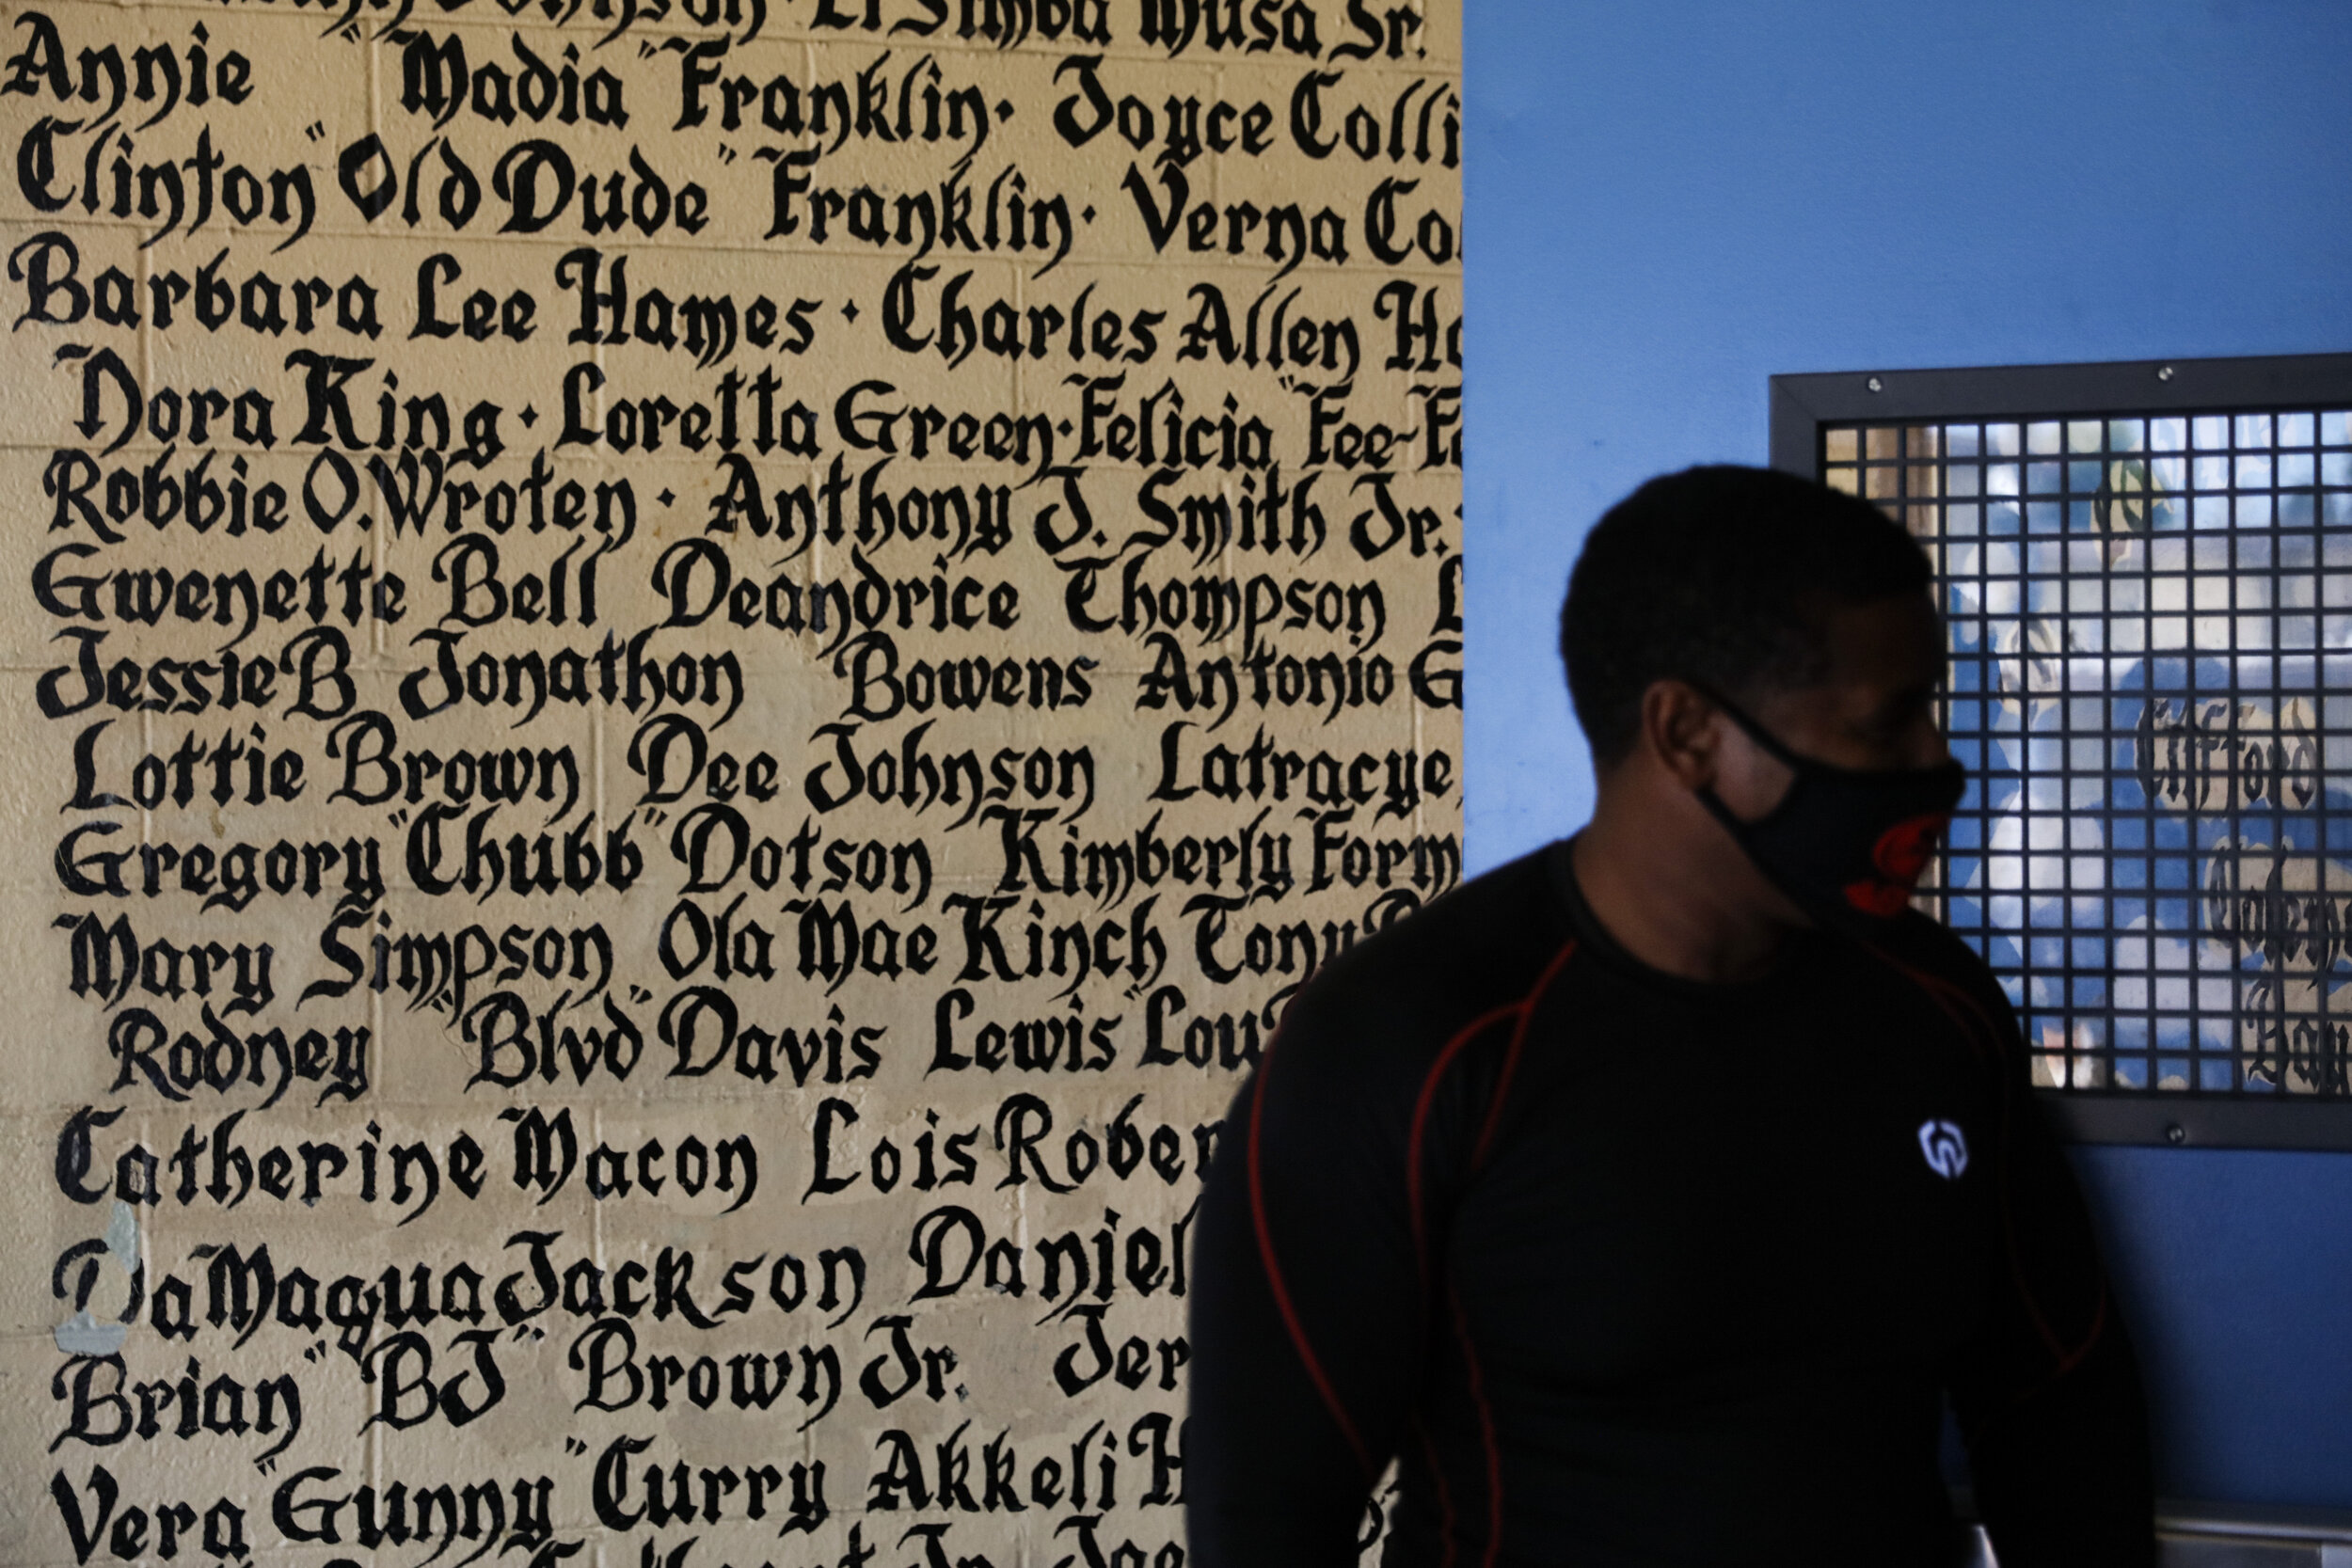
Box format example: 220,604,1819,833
1693,691,1966,934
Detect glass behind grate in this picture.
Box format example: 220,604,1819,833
1828,409,2352,1095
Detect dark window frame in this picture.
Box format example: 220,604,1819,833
1772,352,2352,1151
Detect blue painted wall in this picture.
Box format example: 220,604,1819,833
1462,0,2352,1510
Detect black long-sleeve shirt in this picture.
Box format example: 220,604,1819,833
1188,840,2153,1567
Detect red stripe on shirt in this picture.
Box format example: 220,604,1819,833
1450,1287,1506,1567
1475,939,1580,1167
1409,1004,1519,1290
1248,1044,1376,1478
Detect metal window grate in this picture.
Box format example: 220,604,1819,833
1773,355,2352,1148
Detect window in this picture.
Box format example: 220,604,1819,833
1773,354,2352,1148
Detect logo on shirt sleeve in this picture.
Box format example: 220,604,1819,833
1916,1119,1969,1180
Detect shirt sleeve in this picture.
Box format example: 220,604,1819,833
1185,986,1458,1568
1944,970,2157,1568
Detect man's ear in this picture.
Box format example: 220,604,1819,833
1640,679,1722,792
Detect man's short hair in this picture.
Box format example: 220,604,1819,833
1560,465,1933,768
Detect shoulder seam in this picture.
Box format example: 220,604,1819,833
1406,936,1583,1292
1475,938,1581,1165
1407,1002,1520,1294
1407,935,1578,1568
1859,940,2099,1372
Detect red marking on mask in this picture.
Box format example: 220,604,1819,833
1841,813,1951,918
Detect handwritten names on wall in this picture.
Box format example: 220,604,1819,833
0,2,1460,1562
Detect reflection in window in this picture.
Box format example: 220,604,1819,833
1831,409,2352,1096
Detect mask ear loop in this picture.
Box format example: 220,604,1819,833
1678,680,1804,841
1682,680,1809,771
1693,680,1967,793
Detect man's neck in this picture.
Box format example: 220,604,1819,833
1570,795,1796,985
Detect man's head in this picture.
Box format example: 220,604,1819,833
1562,466,1938,772
1562,466,1954,942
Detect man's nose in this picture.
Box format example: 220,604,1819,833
1906,714,1955,771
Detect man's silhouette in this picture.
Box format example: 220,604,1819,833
1187,466,2153,1567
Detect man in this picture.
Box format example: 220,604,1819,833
1186,467,2153,1566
